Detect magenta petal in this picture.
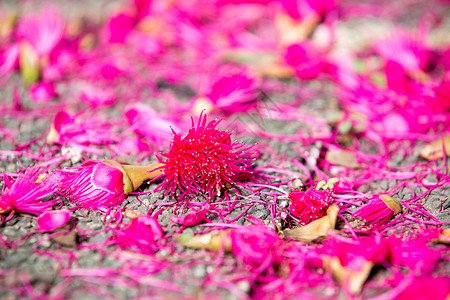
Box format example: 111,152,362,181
171,207,208,226
53,111,73,132
106,12,135,44
114,137,150,156
382,113,409,134
138,216,164,239
30,82,57,103
36,209,71,232
90,162,124,194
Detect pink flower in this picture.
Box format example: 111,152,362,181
29,82,57,102
0,168,59,217
428,73,450,113
46,110,118,147
57,160,162,212
110,215,164,255
375,31,431,74
284,42,332,80
155,113,255,199
289,185,335,225
58,160,127,212
352,194,403,229
388,233,442,274
392,276,450,300
17,7,64,57
280,0,338,21
191,69,259,115
322,235,390,270
79,83,115,107
105,12,135,44
0,44,19,82
36,209,71,232
14,7,65,85
125,103,179,147
113,136,151,156
230,225,284,269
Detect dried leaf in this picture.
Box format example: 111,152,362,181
325,149,360,168
177,231,231,252
435,229,450,245
52,231,78,247
379,194,403,214
284,204,339,242
124,209,142,219
323,256,374,295
419,136,450,160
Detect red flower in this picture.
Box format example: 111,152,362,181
289,185,335,225
191,69,259,116
155,113,254,199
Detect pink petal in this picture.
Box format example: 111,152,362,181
0,44,19,79
171,205,209,226
105,12,135,44
29,82,57,103
80,84,115,107
138,215,164,239
36,209,71,232
90,162,124,194
114,136,151,156
53,111,73,132
17,7,64,56
382,113,410,135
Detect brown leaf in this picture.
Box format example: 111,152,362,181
325,149,360,168
419,136,450,160
284,204,339,242
323,256,374,295
52,231,78,247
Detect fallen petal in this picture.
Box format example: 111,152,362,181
36,209,71,232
